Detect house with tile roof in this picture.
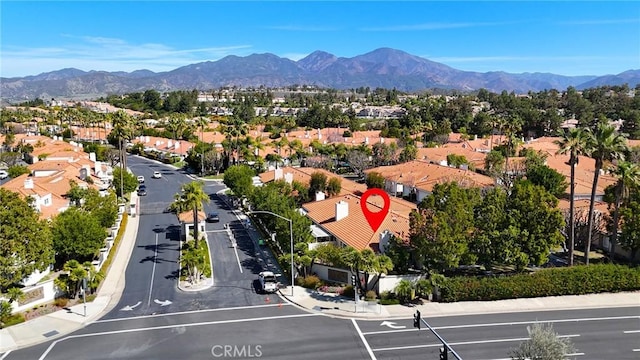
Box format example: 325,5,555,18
366,160,496,203
1,135,114,219
301,193,416,253
258,166,367,198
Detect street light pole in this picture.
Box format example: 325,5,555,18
248,210,295,296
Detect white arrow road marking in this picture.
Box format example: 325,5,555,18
154,299,172,307
120,301,142,311
380,321,406,329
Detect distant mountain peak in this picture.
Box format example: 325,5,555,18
1,47,635,102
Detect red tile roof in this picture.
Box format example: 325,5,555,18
302,193,414,251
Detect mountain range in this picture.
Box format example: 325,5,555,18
1,48,638,103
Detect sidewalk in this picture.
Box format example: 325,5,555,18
0,194,141,353
279,286,640,320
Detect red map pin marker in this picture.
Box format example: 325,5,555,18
360,188,391,233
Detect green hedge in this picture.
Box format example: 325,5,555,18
439,264,640,303
97,212,128,286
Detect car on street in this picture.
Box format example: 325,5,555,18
258,271,279,293
137,175,145,183
152,171,162,179
0,170,8,180
206,212,220,222
137,187,147,196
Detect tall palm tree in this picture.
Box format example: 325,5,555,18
196,116,209,175
555,127,591,266
584,122,628,264
111,110,134,169
170,181,210,248
608,161,640,261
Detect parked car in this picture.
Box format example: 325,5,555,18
0,170,8,180
152,171,162,179
206,212,220,223
258,271,279,293
137,175,145,183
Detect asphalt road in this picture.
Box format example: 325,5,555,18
5,306,638,360
357,306,640,360
104,156,276,320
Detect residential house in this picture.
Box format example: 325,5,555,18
258,167,367,198
301,193,416,253
366,160,495,203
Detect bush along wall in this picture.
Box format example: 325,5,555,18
438,264,640,303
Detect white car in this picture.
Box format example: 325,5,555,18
137,175,145,183
0,170,8,180
152,171,162,179
258,271,279,294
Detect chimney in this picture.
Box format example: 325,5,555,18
24,178,34,189
274,168,283,180
89,152,97,162
335,200,349,221
315,191,326,201
284,172,293,184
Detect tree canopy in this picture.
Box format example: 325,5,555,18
51,207,108,266
0,189,54,291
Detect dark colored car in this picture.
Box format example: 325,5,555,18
206,212,220,222
137,186,147,196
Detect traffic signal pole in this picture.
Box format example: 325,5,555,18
413,310,463,360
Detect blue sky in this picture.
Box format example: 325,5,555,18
1,1,639,78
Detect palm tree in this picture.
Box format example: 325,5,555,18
110,110,134,169
584,122,628,264
555,127,591,266
196,116,209,175
170,181,210,249
608,161,640,261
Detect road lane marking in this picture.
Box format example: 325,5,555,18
147,233,159,307
372,335,580,352
361,315,640,335
623,330,640,333
38,313,319,360
0,351,12,360
233,239,243,273
352,318,377,360
94,303,291,323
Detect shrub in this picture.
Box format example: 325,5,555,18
85,294,97,303
415,278,432,298
301,275,322,289
439,264,640,303
1,314,25,328
54,297,69,308
342,285,355,298
342,130,352,137
379,291,394,300
379,298,401,305
365,290,377,301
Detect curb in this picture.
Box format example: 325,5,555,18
176,234,215,293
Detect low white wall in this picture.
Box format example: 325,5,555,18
2,279,58,314
377,274,423,293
